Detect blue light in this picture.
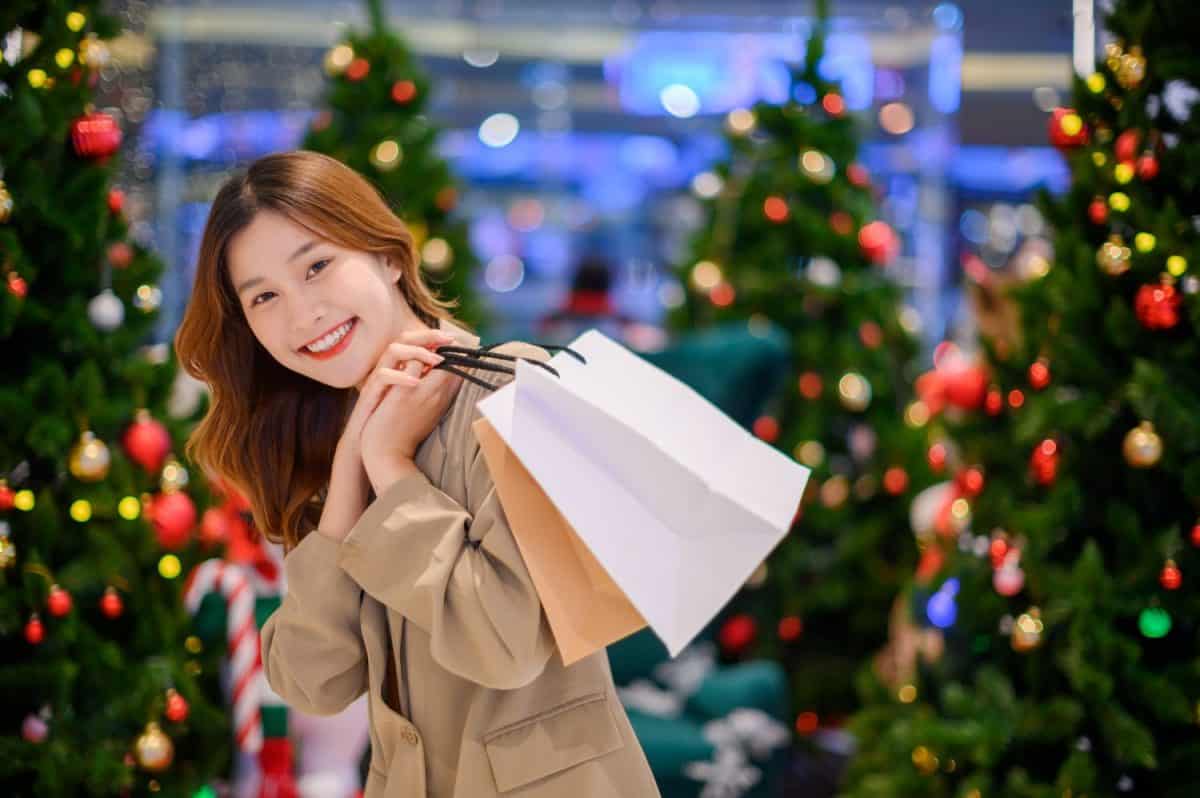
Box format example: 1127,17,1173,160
926,577,959,629
792,81,818,105
929,34,963,114
932,3,963,32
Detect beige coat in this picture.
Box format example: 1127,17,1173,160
261,319,661,798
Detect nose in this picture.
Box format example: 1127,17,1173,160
290,289,328,344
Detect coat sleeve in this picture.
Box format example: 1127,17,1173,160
336,341,558,690
260,529,369,715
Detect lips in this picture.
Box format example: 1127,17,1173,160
299,317,358,360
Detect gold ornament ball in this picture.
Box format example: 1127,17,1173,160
0,180,13,223
134,284,163,313
820,475,851,509
323,43,354,76
160,459,189,493
1096,236,1131,276
1011,607,1044,652
421,238,453,273
369,139,403,172
911,745,939,775
1123,421,1162,468
70,431,111,482
1116,45,1146,89
838,372,872,412
135,722,174,772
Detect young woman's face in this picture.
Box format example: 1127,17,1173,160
226,210,413,389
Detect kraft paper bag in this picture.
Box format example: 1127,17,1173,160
473,416,647,666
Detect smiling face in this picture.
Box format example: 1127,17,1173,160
226,209,424,389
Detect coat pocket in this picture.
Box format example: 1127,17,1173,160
482,691,625,793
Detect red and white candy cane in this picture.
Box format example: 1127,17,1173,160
184,559,263,753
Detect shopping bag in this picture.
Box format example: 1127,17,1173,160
474,417,647,666
476,329,810,658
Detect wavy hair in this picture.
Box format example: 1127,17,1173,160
175,150,459,550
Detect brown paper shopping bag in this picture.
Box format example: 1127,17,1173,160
473,417,646,666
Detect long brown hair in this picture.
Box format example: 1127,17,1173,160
175,150,459,550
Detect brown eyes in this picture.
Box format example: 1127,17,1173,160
249,259,332,308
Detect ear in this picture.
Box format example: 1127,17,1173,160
380,253,403,284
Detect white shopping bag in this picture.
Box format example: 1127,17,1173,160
476,329,811,657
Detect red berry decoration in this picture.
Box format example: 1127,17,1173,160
391,80,417,104
1160,560,1181,590
1030,438,1059,486
1114,129,1141,162
7,272,27,299
1191,522,1200,547
47,585,72,617
71,110,122,159
858,221,898,265
123,410,171,473
1048,107,1088,149
958,466,985,497
883,466,909,495
108,189,125,214
927,443,947,473
718,613,757,656
345,57,370,81
100,587,124,619
25,614,44,645
1135,279,1182,330
1136,153,1159,180
1088,197,1108,225
108,241,133,269
752,416,780,443
1028,359,1051,390
985,388,1004,416
846,163,870,188
778,616,803,642
165,689,190,723
150,492,197,550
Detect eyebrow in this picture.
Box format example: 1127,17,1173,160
235,239,320,296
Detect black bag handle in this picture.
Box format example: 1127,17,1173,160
431,342,586,391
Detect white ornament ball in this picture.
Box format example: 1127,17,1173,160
88,289,125,331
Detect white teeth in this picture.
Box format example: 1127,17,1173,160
305,320,353,353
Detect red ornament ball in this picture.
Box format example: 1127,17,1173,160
150,492,197,550
345,57,370,82
25,615,44,645
100,587,124,619
858,321,883,349
7,272,28,299
927,443,947,473
763,196,790,223
1008,389,1026,409
1028,359,1051,390
0,482,14,510
1030,438,1059,486
1136,153,1159,180
882,466,909,495
391,80,417,103
1048,107,1088,149
753,416,780,443
958,466,985,497
71,111,122,159
124,412,171,473
821,93,845,116
108,241,133,269
1087,197,1108,225
47,585,72,617
718,613,757,656
858,221,898,265
778,615,803,642
1135,281,1182,330
798,372,823,400
200,507,231,548
1114,129,1141,162
1191,522,1200,547
944,364,989,410
985,388,1004,416
165,690,190,723
1160,561,1182,590
108,189,125,214
846,163,870,188
829,211,854,236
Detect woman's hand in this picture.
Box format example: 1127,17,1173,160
350,328,464,493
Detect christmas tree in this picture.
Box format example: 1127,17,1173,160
0,2,228,793
843,1,1200,795
669,0,935,726
303,0,483,328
